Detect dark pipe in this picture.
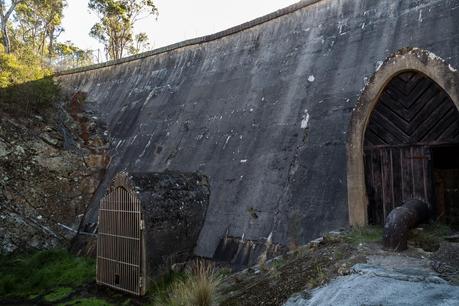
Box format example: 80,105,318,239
383,199,430,251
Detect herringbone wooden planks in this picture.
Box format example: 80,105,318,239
364,72,459,147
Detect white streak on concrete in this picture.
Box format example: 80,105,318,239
139,138,152,158
301,110,310,129
223,135,231,149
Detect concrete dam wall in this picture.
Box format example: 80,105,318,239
56,0,459,259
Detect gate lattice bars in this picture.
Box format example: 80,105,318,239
96,172,145,295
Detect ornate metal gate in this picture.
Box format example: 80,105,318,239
96,172,145,295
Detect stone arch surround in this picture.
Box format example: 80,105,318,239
347,48,459,226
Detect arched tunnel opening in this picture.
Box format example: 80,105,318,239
363,71,459,229
432,145,459,229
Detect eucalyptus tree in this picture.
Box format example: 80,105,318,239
0,0,24,53
88,0,158,60
15,0,66,57
129,32,149,55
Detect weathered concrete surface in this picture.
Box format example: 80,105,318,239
56,0,459,258
131,172,210,279
285,255,459,306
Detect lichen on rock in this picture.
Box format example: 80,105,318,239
0,92,108,254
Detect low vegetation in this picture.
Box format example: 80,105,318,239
0,249,95,300
409,222,453,252
150,260,222,306
0,46,60,117
0,76,60,115
1,224,457,305
59,297,112,306
0,249,222,305
0,46,51,88
343,225,384,245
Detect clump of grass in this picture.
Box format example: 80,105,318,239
216,267,232,278
307,263,327,288
344,226,383,245
0,249,95,299
44,287,73,302
59,297,112,306
271,257,285,271
409,223,452,252
152,260,221,306
148,271,186,304
257,253,268,272
120,299,132,306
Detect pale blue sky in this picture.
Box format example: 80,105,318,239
60,0,299,52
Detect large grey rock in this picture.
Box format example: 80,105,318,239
285,255,459,306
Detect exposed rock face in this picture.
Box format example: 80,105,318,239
0,93,108,254
130,172,210,279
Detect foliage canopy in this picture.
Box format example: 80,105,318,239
89,0,158,60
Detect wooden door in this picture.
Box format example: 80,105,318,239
363,71,459,224
364,146,433,224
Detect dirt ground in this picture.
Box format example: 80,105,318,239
218,226,459,306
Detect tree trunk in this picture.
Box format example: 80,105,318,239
1,23,10,53
0,0,20,54
48,30,54,59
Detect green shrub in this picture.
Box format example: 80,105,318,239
0,45,58,115
0,76,60,114
0,46,51,88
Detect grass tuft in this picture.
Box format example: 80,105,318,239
151,260,221,306
344,226,383,245
148,271,186,304
58,297,112,306
409,223,452,252
44,287,73,302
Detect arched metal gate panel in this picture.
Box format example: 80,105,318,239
96,172,145,295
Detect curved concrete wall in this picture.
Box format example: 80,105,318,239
57,0,459,258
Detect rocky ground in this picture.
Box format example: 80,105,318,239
1,225,458,305
285,255,459,306
0,92,108,254
218,225,459,306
